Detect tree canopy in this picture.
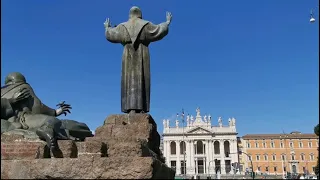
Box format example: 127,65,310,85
315,124,319,136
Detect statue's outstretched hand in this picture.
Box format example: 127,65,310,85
11,88,31,104
104,18,111,29
55,101,72,116
166,12,172,25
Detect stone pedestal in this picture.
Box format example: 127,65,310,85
1,114,175,179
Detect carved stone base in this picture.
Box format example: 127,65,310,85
1,114,175,179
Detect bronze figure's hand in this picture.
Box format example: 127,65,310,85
104,18,111,29
11,88,31,104
166,12,172,25
55,101,72,116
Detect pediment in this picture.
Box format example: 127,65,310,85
187,127,212,134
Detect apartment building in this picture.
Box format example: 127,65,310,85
240,131,319,175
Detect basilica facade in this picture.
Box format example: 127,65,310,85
162,108,239,177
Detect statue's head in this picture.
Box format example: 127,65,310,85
129,6,142,19
5,72,27,85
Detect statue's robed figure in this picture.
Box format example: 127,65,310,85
105,6,172,113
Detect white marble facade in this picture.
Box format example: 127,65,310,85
162,108,239,176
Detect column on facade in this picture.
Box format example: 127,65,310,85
228,139,235,174
205,140,210,174
208,140,214,174
163,140,167,164
231,139,238,165
186,140,191,173
176,141,181,174
190,140,195,174
166,141,171,167
220,140,226,174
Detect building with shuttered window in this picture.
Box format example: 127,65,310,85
240,131,319,176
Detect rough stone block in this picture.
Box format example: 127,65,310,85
95,114,161,157
1,156,175,179
96,114,158,140
106,139,156,158
1,138,50,160
1,113,174,179
54,140,78,158
76,137,106,158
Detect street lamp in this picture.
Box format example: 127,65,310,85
177,109,186,179
239,151,254,179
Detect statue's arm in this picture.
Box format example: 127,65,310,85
39,103,57,117
1,98,14,119
105,25,126,43
25,85,57,117
144,22,169,42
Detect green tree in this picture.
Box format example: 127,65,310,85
314,124,319,176
314,124,319,136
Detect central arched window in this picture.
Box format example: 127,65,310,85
170,141,176,155
180,141,186,155
196,141,204,154
214,141,220,154
224,141,230,157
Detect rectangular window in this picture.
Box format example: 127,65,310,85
247,143,250,148
290,142,293,148
248,155,252,161
274,167,277,172
256,155,260,161
310,154,314,160
271,142,274,148
263,142,266,148
284,167,287,172
299,142,303,148
197,159,204,174
272,155,276,161
240,165,243,172
308,142,312,148
266,167,269,172
171,161,176,171
291,155,295,160
280,142,284,148
257,167,261,171
281,155,286,161
255,142,258,148
301,154,305,161
264,155,268,161
180,161,186,175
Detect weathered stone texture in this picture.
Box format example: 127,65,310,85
1,114,174,179
1,134,50,160
1,156,173,179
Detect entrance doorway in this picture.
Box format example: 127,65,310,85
198,159,204,174
292,165,297,174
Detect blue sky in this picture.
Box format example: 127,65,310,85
1,0,319,136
